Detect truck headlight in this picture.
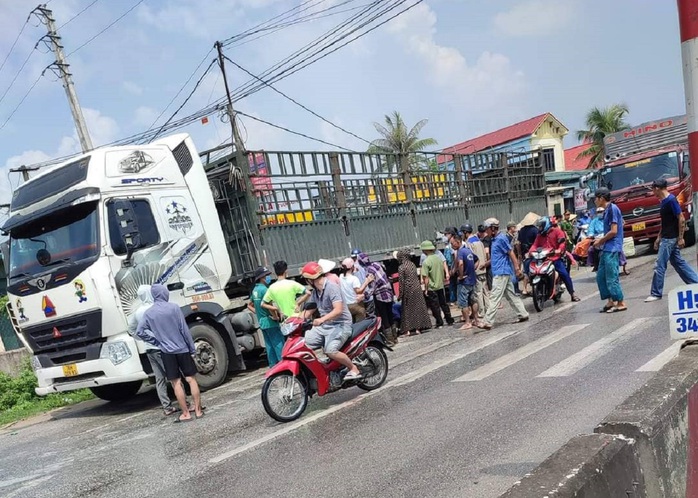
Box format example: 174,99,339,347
100,341,132,365
31,355,42,371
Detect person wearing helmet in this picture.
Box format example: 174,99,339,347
301,261,362,380
351,248,367,283
593,188,627,313
529,217,580,302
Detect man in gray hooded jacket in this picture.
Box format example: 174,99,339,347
128,285,176,415
136,284,204,422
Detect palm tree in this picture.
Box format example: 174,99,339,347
368,111,438,171
576,104,631,169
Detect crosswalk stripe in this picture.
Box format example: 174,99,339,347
537,318,657,378
636,341,682,372
452,323,589,382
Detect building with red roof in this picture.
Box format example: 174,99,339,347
438,112,569,173
563,143,593,171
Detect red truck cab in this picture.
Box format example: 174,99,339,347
598,115,695,246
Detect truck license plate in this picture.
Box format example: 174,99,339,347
632,222,646,232
62,364,78,377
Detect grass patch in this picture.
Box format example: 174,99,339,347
0,359,94,426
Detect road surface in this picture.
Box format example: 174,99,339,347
0,250,687,497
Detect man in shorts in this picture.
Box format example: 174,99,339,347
137,284,204,423
301,261,362,381
451,234,480,329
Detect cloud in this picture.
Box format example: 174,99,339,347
0,108,119,203
493,1,576,37
133,106,160,127
122,81,143,95
388,3,526,115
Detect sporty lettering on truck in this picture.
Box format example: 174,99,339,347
598,114,695,247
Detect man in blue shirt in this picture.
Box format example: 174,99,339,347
645,178,698,301
593,188,627,312
450,234,479,329
479,219,528,330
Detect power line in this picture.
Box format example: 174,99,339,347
223,54,369,145
0,39,41,106
151,59,217,141
236,110,355,151
66,0,145,57
144,47,215,134
57,0,101,29
0,66,48,132
0,12,32,75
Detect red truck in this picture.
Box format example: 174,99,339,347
598,114,695,246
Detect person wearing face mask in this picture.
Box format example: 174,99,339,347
248,266,284,367
301,261,362,381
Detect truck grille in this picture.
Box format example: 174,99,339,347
23,310,102,354
622,206,660,221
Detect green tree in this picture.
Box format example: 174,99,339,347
368,111,438,171
576,104,631,169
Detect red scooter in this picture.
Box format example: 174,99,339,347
261,308,391,423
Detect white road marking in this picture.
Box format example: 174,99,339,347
390,337,465,368
537,318,656,378
209,327,523,464
452,324,589,382
636,341,683,372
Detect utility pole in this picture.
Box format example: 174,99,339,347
35,5,93,152
9,165,39,182
214,41,261,269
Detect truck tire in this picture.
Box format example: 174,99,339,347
90,380,142,402
686,219,696,247
190,322,229,391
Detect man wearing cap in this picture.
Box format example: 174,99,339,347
421,240,455,327
478,223,493,291
339,257,373,323
645,178,698,302
506,221,522,295
249,267,284,367
443,227,459,302
351,249,367,283
463,224,489,315
480,219,528,330
593,188,627,313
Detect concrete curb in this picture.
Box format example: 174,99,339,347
500,434,645,498
595,343,698,497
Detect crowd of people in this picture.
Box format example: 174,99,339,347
121,177,698,418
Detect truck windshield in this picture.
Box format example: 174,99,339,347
601,151,680,191
8,201,99,280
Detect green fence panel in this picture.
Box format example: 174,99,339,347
0,316,22,350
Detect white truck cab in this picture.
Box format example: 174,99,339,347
4,134,248,400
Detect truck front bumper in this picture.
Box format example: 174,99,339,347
35,336,147,395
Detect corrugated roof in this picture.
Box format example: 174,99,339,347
442,113,549,156
564,143,592,171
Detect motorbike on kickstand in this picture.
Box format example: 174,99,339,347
529,248,565,312
260,305,391,423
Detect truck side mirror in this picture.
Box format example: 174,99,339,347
112,200,141,266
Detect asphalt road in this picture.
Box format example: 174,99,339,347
0,249,688,498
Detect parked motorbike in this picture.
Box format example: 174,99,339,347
260,309,391,423
528,248,565,312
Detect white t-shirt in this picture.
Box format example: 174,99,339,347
339,274,361,304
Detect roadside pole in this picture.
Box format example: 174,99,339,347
678,0,698,267
676,2,698,493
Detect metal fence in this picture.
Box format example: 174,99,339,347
0,315,21,351
203,148,547,276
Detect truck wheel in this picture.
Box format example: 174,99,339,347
190,322,229,391
686,220,696,247
90,380,142,402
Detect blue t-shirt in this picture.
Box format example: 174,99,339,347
490,233,514,276
457,246,478,286
602,203,624,253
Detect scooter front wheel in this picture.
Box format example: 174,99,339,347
261,372,308,423
532,283,546,312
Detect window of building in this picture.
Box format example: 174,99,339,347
106,199,160,255
542,148,556,172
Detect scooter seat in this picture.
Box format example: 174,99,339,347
350,318,377,339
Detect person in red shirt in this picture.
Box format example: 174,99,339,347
529,217,580,302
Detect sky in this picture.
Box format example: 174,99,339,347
0,0,688,207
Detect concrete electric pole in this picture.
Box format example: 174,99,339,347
35,5,93,152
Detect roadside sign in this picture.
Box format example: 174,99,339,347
668,284,698,339
574,189,587,211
